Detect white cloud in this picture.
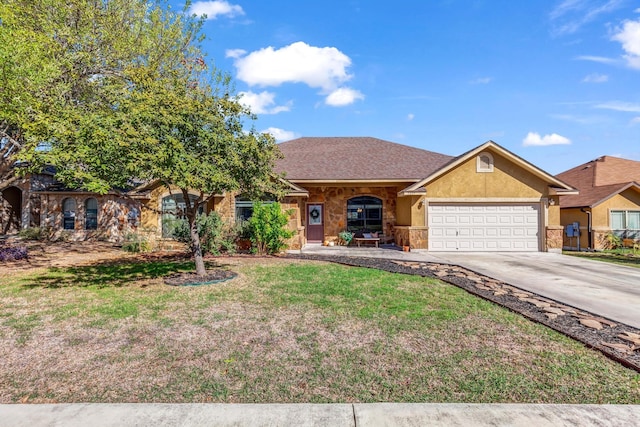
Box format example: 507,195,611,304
582,72,608,82
324,87,364,106
231,41,353,91
225,49,247,59
263,127,298,142
407,113,415,121
188,1,244,20
238,91,291,114
522,132,571,146
470,77,492,84
630,117,640,125
595,101,640,112
611,18,640,69
574,55,617,64
550,0,624,36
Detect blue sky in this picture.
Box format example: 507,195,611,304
174,0,640,174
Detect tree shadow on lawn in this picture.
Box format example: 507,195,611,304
21,256,232,289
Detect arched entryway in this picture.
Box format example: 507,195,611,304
347,196,383,233
1,186,22,234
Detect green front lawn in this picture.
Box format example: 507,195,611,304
1,258,638,403
565,249,640,268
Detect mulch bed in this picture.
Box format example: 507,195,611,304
164,269,237,286
287,253,640,373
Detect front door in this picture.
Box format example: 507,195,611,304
307,203,324,243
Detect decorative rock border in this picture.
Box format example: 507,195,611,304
287,254,640,373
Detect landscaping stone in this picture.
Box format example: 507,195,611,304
580,319,604,330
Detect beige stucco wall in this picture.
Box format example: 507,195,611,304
424,149,549,199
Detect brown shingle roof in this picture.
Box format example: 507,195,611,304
556,156,640,207
275,137,453,181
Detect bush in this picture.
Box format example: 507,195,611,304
604,233,622,250
122,233,151,253
170,212,235,255
18,227,48,241
247,202,294,255
0,245,28,261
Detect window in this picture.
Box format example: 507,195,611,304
85,198,98,230
161,193,200,238
128,207,140,227
611,210,640,239
62,198,76,230
477,152,494,173
347,196,382,233
235,195,274,221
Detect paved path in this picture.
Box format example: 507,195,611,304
429,252,640,329
2,403,640,426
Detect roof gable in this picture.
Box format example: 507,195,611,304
400,141,576,195
275,137,453,181
556,156,640,208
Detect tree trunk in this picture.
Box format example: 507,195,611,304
182,189,207,276
190,216,207,276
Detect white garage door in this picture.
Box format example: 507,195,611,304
428,203,540,252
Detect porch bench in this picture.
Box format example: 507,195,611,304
354,237,380,248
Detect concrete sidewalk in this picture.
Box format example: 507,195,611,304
2,403,640,426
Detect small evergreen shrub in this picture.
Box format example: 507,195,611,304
170,212,233,255
18,227,48,241
248,202,294,255
122,233,151,253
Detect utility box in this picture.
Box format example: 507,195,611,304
565,222,580,237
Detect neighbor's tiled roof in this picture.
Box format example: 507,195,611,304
275,137,453,181
556,156,640,207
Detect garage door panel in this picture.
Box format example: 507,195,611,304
429,203,540,252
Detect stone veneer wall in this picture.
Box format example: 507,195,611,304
305,186,399,241
545,226,563,253
39,193,141,242
409,227,429,249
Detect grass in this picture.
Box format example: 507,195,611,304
565,249,640,268
1,257,639,403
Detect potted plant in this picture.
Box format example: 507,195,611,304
338,230,354,246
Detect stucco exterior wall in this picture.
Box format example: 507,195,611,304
424,150,549,199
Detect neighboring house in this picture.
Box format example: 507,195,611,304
1,137,578,252
556,156,640,250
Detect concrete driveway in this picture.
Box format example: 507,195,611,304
426,252,640,329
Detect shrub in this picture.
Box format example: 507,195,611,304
122,233,151,253
18,227,48,241
247,202,294,255
0,245,28,261
604,233,622,250
170,212,234,255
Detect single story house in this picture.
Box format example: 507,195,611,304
273,137,576,252
1,137,577,252
556,155,640,250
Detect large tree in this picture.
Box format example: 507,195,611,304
1,0,284,275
